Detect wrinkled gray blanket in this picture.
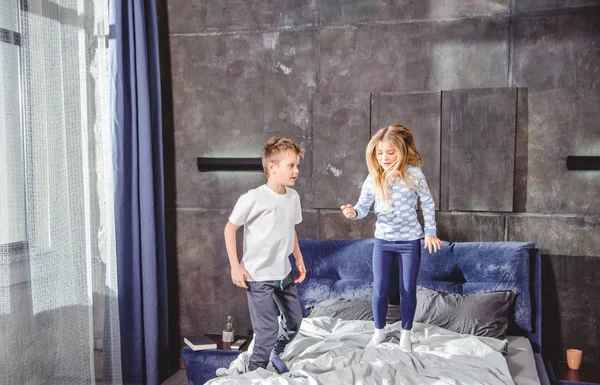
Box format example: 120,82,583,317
208,317,514,385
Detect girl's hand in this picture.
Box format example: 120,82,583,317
340,204,357,219
424,236,443,254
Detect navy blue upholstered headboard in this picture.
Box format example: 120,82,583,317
293,238,542,353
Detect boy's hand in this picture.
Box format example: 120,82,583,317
424,235,443,254
340,204,357,219
231,265,254,289
294,259,306,283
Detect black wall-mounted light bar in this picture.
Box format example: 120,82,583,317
198,156,600,171
566,156,600,171
197,157,263,172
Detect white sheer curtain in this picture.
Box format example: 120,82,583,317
0,1,122,384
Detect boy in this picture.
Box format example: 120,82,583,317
224,137,307,373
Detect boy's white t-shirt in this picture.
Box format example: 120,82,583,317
228,185,302,281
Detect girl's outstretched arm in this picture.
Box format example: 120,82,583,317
414,168,442,253
350,174,375,220
414,168,437,236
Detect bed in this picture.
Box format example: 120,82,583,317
182,238,551,385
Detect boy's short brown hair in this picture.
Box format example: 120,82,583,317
262,137,304,176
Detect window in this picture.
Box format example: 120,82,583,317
1,0,26,316
0,0,27,247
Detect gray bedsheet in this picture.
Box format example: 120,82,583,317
506,336,542,385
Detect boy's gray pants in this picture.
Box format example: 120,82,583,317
246,272,302,371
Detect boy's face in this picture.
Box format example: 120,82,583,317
268,150,300,186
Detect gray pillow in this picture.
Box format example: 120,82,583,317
307,298,401,324
415,286,516,339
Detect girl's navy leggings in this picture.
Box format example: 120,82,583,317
372,238,421,330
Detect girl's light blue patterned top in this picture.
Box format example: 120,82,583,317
353,165,437,241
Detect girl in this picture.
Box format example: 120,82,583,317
340,124,442,352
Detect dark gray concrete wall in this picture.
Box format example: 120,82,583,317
161,0,600,364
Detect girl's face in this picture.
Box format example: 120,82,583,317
376,141,398,170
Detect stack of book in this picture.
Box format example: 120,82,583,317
184,335,217,351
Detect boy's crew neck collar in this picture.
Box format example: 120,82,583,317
263,184,288,196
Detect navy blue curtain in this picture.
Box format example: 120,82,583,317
109,0,170,384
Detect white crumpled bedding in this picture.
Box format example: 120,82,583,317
208,317,515,385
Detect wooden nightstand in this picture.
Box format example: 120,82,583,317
547,361,600,384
